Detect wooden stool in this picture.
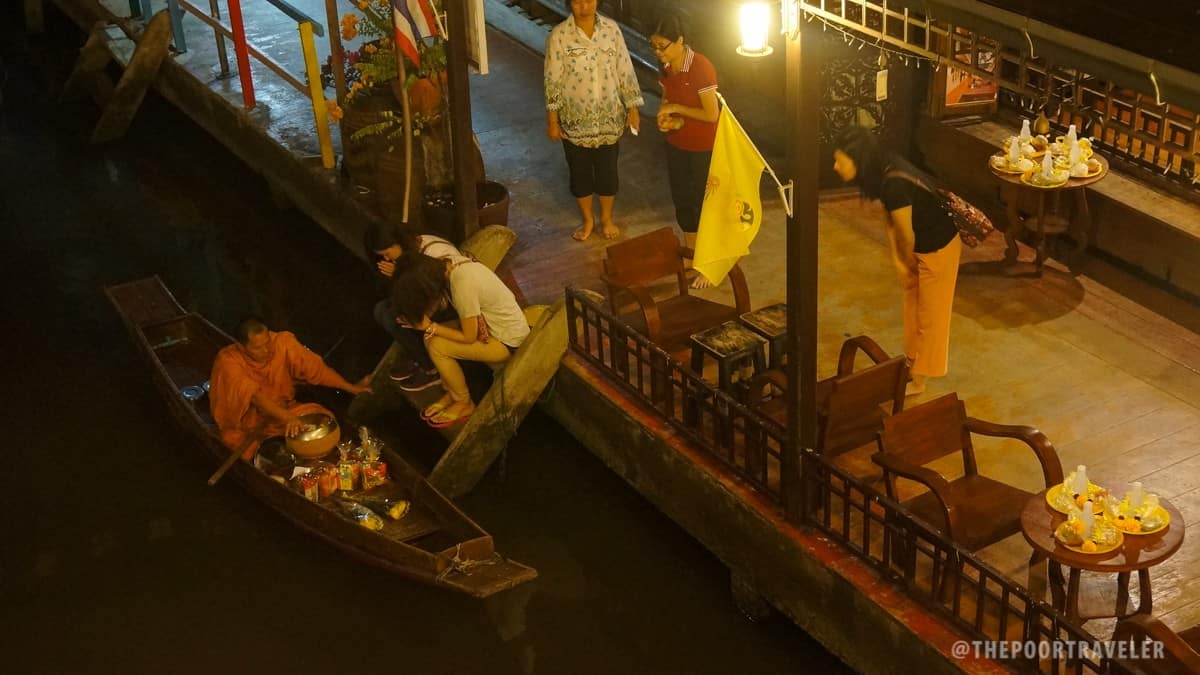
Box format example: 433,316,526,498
739,303,787,369
690,321,768,396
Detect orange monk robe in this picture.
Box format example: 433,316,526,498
209,330,343,459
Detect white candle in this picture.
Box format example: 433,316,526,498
1042,151,1054,178
1129,481,1144,509
1009,136,1020,164
1072,464,1089,494
1069,140,1081,167
1020,119,1032,143
1081,501,1095,538
1067,124,1078,144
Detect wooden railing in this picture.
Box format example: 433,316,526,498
565,286,1109,674
125,0,336,168
565,288,785,501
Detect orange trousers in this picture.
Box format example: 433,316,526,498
899,235,962,378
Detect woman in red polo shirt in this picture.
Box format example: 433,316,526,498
652,13,720,288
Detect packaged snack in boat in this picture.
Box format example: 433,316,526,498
337,460,361,491
348,493,411,520
312,462,339,499
290,472,319,502
339,500,384,531
361,460,389,490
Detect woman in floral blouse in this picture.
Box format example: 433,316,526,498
544,0,644,241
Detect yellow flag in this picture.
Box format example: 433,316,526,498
693,108,766,285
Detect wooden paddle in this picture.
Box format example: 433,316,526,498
207,430,264,486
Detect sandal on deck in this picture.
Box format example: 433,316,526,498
426,407,472,429
421,399,451,420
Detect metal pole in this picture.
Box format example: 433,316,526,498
444,0,479,244
323,0,346,103
226,0,256,109
299,21,335,169
784,24,820,522
208,0,230,78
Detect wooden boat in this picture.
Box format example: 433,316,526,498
104,276,537,598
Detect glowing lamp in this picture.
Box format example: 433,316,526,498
737,3,774,57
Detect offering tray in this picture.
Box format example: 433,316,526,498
1054,520,1123,555
989,154,1031,174
1112,501,1171,536
1046,482,1106,514
1021,169,1070,189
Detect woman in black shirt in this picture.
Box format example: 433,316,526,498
832,127,962,396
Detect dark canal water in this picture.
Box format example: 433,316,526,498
0,11,850,674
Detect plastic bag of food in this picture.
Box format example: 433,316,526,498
361,460,389,490
337,460,361,491
339,500,384,531
345,493,410,520
289,471,319,502
312,462,339,499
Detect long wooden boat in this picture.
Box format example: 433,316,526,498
105,276,537,598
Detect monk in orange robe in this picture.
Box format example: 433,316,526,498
210,318,371,459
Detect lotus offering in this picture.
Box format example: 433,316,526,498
1047,464,1108,513
1023,149,1070,188
1054,504,1123,554
1107,481,1170,535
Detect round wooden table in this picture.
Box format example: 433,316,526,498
990,154,1108,271
1020,483,1185,622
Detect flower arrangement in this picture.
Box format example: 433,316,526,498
321,0,446,128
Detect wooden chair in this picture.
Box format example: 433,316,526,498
602,227,751,355
872,393,1064,555
749,335,908,458
1111,615,1200,675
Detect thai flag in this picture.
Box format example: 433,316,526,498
393,0,439,67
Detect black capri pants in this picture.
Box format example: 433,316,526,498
666,144,713,234
562,140,620,198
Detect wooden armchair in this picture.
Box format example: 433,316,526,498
872,393,1064,554
749,335,908,457
602,227,751,354
1111,615,1200,675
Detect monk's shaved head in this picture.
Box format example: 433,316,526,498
234,317,268,345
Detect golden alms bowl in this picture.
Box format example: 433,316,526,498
286,413,341,458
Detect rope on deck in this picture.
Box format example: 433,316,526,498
436,543,504,580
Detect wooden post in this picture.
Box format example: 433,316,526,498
444,0,479,244
91,10,172,143
323,0,347,158
429,298,571,498
783,24,820,522
24,0,45,34
61,22,116,104
395,49,414,223
323,0,347,104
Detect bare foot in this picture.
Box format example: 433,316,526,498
601,221,620,240
690,274,712,289
905,375,927,397
572,224,594,241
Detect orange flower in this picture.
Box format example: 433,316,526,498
365,43,378,54
340,14,359,41
327,100,344,123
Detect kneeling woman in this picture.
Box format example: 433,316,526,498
390,253,530,427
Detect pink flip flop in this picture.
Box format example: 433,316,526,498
426,408,472,429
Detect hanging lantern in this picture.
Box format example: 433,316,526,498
737,3,774,57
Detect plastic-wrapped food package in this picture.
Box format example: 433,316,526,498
339,500,384,531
